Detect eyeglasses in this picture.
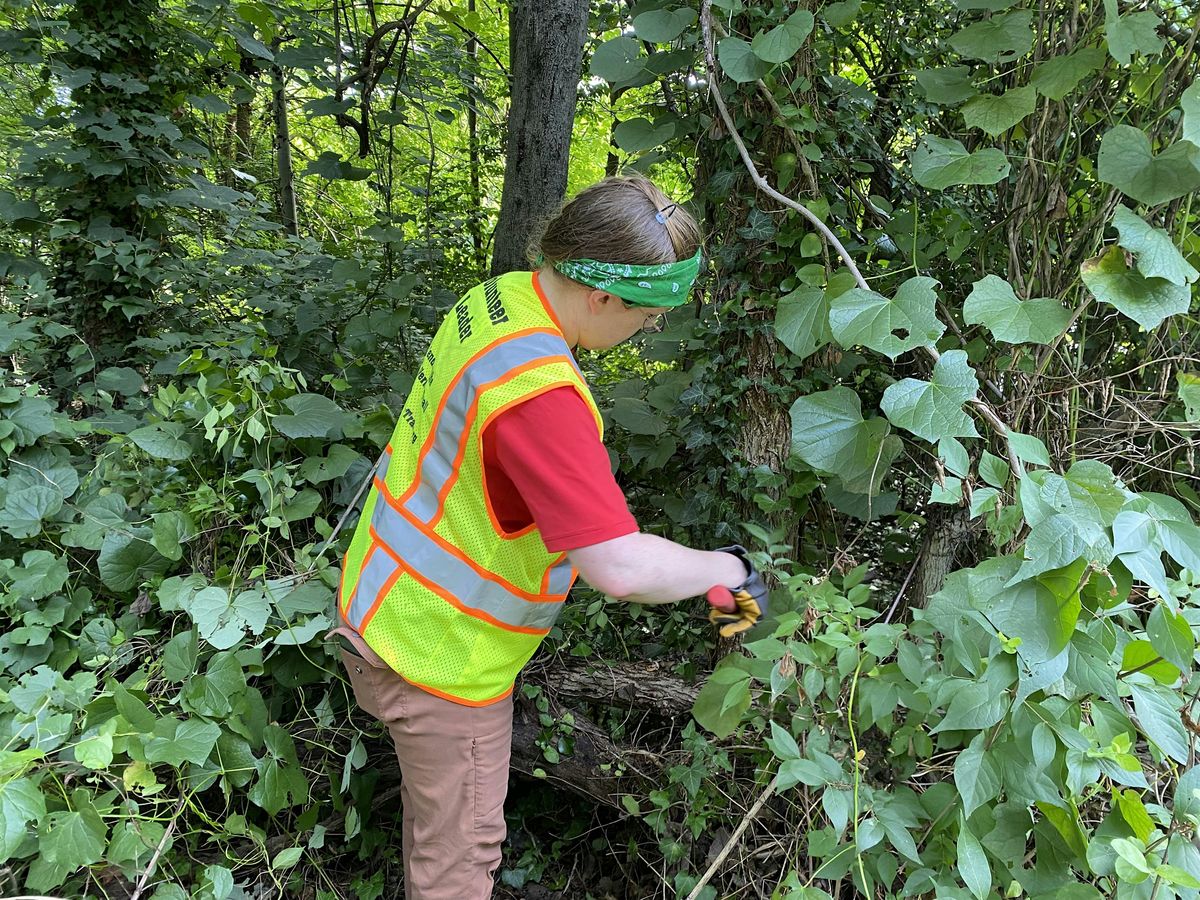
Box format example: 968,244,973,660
641,312,667,334
619,297,667,334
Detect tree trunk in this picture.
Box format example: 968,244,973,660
234,52,256,162
489,0,588,275
272,63,298,237
908,503,981,610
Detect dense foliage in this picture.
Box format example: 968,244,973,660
1,0,1199,898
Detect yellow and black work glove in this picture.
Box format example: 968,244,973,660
705,544,769,638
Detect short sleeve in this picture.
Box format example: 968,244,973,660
482,386,639,552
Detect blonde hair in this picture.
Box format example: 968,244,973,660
530,175,702,268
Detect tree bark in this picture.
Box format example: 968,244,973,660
272,63,298,237
489,0,588,275
908,503,981,610
530,657,700,717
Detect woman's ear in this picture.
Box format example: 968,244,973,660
585,289,614,315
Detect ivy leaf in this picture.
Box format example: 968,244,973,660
1111,206,1199,286
947,11,1034,63
830,275,945,359
1031,47,1106,101
631,8,697,43
1183,80,1200,147
773,285,832,360
128,422,192,461
881,350,980,443
590,35,645,83
911,137,1010,190
717,37,770,83
1081,245,1190,331
957,818,991,900
963,274,1071,344
914,66,977,105
789,386,901,494
962,85,1037,136
1104,0,1164,65
750,10,815,64
986,570,1081,664
1146,604,1194,673
249,725,311,815
181,586,271,650
1130,683,1189,764
693,663,752,738
1097,126,1200,207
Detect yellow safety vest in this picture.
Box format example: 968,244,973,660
338,271,602,705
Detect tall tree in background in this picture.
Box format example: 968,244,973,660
489,0,588,275
23,0,196,363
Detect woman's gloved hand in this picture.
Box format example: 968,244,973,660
705,544,769,637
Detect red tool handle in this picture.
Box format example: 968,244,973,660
706,585,737,614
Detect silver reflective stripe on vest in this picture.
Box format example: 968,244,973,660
345,495,565,633
404,330,578,523
546,556,575,596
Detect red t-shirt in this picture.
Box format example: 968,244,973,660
481,386,638,552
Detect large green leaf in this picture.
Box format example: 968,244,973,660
829,275,944,359
947,11,1034,63
144,718,221,767
7,550,69,601
911,137,1010,190
933,680,1008,732
955,732,1002,817
609,397,667,436
180,585,271,650
963,274,1071,344
1104,0,1164,65
631,8,697,42
303,151,372,181
0,776,45,863
750,10,814,64
1129,683,1189,764
881,350,980,443
273,393,353,439
613,117,674,153
789,386,901,494
957,819,991,900
1179,372,1200,423
1183,80,1200,147
1097,125,1200,207
914,66,977,105
984,572,1081,664
40,804,108,870
128,422,192,461
1111,206,1199,286
1081,244,1190,331
1030,47,1106,101
962,85,1037,136
98,529,171,593
590,35,647,83
717,36,770,83
773,285,832,360
1147,604,1194,672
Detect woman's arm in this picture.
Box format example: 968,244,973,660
567,532,747,605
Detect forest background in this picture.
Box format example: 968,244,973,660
1,0,1199,898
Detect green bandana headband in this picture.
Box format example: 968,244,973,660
550,247,703,308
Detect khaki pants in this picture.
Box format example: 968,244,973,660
331,627,512,900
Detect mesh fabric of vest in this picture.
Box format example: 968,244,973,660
338,271,603,705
